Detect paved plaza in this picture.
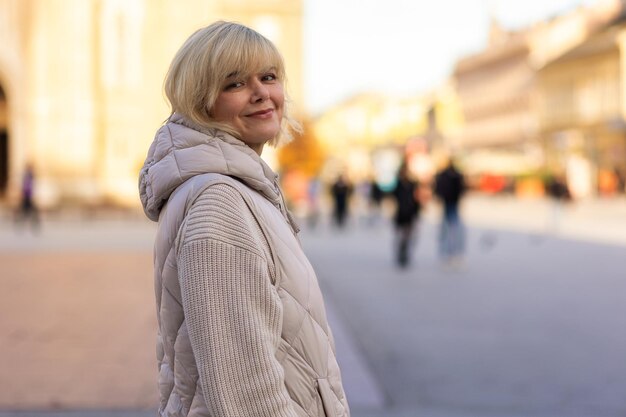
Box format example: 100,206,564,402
0,195,625,417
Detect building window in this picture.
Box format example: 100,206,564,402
100,0,144,88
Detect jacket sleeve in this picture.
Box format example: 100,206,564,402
176,184,298,417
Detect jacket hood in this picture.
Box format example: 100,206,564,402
139,114,281,221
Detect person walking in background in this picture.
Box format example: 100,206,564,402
330,173,352,228
306,176,322,229
367,177,385,226
545,171,571,234
15,163,40,232
434,158,466,265
138,21,349,417
391,163,421,268
615,167,626,194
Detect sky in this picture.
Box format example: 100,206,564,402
303,0,598,115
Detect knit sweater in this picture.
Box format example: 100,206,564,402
139,114,350,417
178,184,293,416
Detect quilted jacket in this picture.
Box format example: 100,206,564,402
139,114,349,417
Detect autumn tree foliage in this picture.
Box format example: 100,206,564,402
277,119,326,177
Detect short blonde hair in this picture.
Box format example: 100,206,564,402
164,21,300,146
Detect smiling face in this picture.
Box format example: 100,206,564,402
210,68,285,155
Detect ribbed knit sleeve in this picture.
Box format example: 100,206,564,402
177,184,297,417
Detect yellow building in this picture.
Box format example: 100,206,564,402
314,93,428,153
536,16,626,197
453,20,545,178
0,0,303,208
310,93,426,183
455,23,534,148
310,85,464,183
452,0,624,183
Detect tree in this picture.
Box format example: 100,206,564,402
277,119,326,177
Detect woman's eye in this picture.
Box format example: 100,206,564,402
262,73,277,82
225,81,244,90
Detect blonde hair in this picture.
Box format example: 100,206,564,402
164,21,300,146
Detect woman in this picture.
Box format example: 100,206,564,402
139,21,349,417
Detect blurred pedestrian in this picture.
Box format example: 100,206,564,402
391,163,421,267
138,21,349,417
367,177,385,226
434,158,466,264
15,163,40,232
306,176,322,229
614,167,625,194
330,173,352,228
545,172,571,234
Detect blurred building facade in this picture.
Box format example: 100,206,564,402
311,86,463,187
453,0,626,197
310,2,626,198
311,93,425,186
0,0,303,208
453,20,540,178
536,11,626,197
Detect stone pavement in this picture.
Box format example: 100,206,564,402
0,210,382,415
304,224,626,417
0,194,625,417
447,194,626,247
0,248,157,410
300,196,626,417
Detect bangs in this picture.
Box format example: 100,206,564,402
213,27,285,82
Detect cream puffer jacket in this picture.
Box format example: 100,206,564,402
139,114,349,417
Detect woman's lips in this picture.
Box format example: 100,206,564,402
247,109,274,118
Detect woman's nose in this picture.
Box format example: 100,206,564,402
251,80,270,102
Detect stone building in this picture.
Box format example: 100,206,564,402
536,6,626,196
452,0,625,194
453,19,541,179
0,0,303,208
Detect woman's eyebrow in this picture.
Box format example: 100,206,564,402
225,71,239,79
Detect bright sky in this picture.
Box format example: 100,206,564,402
303,0,598,115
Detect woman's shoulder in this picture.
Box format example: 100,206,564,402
191,179,249,213
178,181,265,254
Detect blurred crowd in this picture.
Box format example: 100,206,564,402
275,150,618,269
280,156,470,268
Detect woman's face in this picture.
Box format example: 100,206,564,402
211,68,284,154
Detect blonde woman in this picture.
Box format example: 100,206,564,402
139,21,349,417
